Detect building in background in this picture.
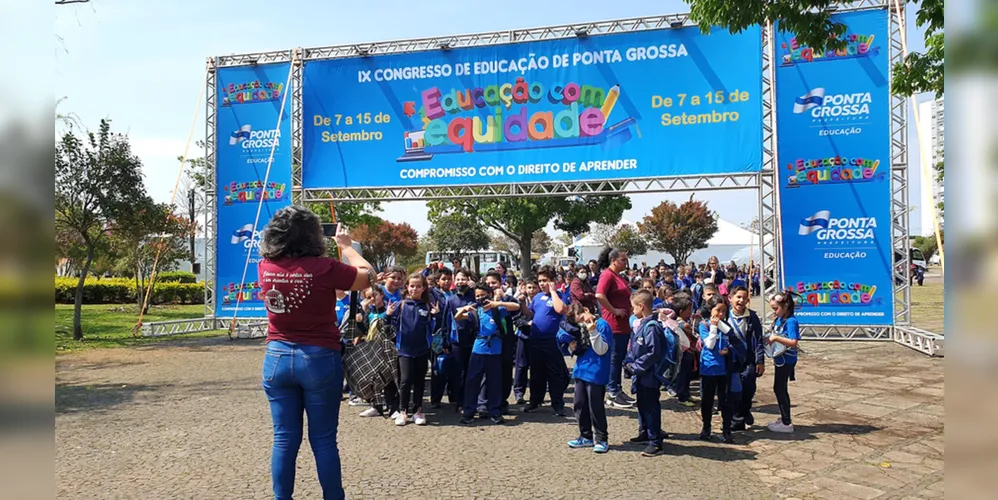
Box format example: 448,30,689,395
917,96,945,236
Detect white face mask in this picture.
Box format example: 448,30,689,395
578,272,588,279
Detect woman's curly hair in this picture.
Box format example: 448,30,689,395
258,205,327,260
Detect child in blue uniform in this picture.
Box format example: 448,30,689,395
429,268,458,409
625,289,666,457
386,273,443,427
523,266,569,416
454,285,520,425
698,295,734,443
766,290,801,434
566,304,613,453
513,279,539,405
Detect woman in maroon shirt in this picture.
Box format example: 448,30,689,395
595,247,635,408
257,206,375,500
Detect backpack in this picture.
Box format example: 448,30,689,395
637,318,682,385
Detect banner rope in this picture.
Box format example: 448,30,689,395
227,61,296,338
892,0,945,273
133,68,208,336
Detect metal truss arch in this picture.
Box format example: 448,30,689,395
150,0,932,354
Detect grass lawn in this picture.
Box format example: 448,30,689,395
910,281,944,333
55,304,223,353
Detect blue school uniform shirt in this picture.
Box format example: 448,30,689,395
772,316,801,366
393,299,434,358
699,321,729,376
335,295,350,328
652,298,664,310
529,293,562,340
573,318,613,385
472,306,506,355
382,286,403,305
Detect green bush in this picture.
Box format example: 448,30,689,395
55,277,203,305
157,271,198,283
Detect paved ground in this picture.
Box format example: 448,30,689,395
56,339,943,499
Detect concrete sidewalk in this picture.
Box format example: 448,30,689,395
56,339,943,499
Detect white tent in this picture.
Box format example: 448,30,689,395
572,218,763,267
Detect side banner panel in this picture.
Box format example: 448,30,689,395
302,26,763,189
775,10,893,325
215,63,292,317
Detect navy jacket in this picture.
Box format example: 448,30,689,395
728,309,765,377
390,299,437,358
445,289,477,345
627,316,664,389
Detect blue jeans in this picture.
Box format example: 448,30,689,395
607,334,630,397
262,340,345,500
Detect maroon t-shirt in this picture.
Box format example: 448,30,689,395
258,256,358,350
596,269,632,334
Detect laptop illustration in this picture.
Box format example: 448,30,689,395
396,130,434,162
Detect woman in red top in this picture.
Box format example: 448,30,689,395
257,206,375,500
595,247,635,408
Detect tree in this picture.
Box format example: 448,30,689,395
56,120,147,340
397,236,435,271
531,230,554,255
685,0,944,97
308,201,383,229
638,196,719,265
913,231,943,262
426,212,490,259
110,199,189,311
490,231,517,254
350,220,419,271
429,195,631,278
609,224,649,256
589,223,618,247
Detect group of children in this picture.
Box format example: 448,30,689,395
336,258,800,457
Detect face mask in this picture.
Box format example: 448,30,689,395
476,298,487,306
578,272,588,280
457,284,469,294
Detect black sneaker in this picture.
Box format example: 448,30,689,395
459,416,475,425
629,434,649,443
553,407,567,417
429,402,442,409
523,404,540,413
491,415,505,425
515,396,527,405
722,434,736,444
731,422,747,432
641,444,664,457
698,431,712,441
608,394,635,408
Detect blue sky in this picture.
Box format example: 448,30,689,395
54,0,930,236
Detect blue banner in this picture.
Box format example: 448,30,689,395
215,63,292,317
302,26,763,189
775,10,893,325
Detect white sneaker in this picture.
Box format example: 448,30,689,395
394,411,408,426
359,407,380,418
389,410,400,420
348,396,366,406
767,421,794,433
413,412,427,425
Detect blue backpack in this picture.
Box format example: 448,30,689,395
639,322,683,385
641,320,682,385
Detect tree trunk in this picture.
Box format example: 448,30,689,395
73,240,96,341
518,230,533,279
